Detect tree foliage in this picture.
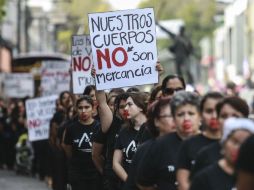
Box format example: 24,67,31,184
54,0,111,53
139,0,216,57
0,0,6,22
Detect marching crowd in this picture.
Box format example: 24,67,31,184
0,73,254,190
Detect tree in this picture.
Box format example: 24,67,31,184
52,0,111,53
0,0,6,22
139,0,216,57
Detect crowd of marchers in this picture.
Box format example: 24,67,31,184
1,73,254,190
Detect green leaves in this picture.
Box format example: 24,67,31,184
0,0,6,21
54,0,111,53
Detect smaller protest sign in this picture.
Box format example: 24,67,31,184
40,61,71,96
3,73,34,98
71,35,95,94
25,95,58,141
88,8,158,90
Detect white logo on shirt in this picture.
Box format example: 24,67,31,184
168,165,175,172
78,132,92,148
126,140,137,158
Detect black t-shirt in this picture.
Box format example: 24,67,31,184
92,127,107,144
190,163,236,190
104,116,124,171
191,141,222,178
58,118,76,144
64,119,100,180
177,134,218,173
137,132,183,190
114,127,139,172
123,139,155,190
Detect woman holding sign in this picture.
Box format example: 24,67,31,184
63,96,100,190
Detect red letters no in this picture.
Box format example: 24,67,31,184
112,47,128,67
96,49,111,70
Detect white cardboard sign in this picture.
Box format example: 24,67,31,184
71,35,95,94
26,95,58,141
4,73,34,98
88,8,158,90
40,61,71,96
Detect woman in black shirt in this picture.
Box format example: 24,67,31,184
190,118,254,190
113,92,148,183
176,92,223,190
63,96,100,190
137,91,201,190
192,96,249,177
124,97,175,190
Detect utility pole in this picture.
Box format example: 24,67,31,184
17,0,21,53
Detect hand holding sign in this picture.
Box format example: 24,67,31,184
88,8,158,90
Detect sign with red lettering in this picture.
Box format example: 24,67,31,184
25,95,58,141
40,61,71,96
71,35,95,94
88,8,158,90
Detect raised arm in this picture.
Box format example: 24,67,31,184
96,90,113,133
156,21,176,40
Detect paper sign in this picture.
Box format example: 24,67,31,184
71,35,95,94
4,73,34,98
40,61,71,96
88,8,158,90
26,95,58,141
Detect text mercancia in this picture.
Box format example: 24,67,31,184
95,65,152,84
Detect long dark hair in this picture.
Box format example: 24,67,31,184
147,97,171,137
83,85,96,96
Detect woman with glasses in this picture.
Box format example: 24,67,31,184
137,91,200,190
161,74,186,98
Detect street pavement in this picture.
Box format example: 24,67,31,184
0,169,50,190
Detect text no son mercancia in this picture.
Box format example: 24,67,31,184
95,65,152,84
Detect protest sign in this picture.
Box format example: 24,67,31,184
3,73,34,98
40,60,71,96
71,35,95,94
88,8,158,90
26,95,58,141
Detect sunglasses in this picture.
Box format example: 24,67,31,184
163,87,184,95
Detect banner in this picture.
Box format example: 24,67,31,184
71,35,95,94
88,8,158,90
26,95,58,141
4,73,34,98
40,61,71,96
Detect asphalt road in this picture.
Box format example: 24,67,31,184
0,169,50,190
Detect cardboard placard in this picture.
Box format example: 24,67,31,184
40,61,71,96
71,35,95,94
4,73,34,98
26,95,58,141
89,8,158,90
